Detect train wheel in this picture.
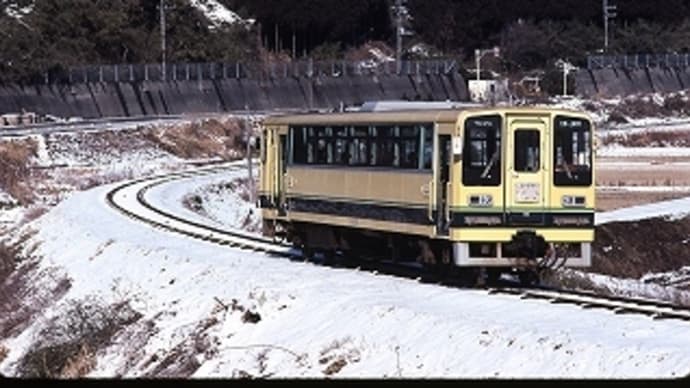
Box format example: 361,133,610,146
456,268,481,288
322,249,336,266
486,268,502,285
518,270,539,287
302,245,315,262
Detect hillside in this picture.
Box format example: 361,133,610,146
3,0,690,87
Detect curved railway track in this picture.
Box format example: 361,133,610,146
105,163,690,323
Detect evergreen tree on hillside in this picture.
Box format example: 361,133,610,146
237,0,391,57
0,0,257,83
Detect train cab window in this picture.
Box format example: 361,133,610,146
553,116,592,186
514,130,540,172
463,115,502,186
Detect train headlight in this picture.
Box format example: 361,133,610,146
469,194,493,207
562,195,586,208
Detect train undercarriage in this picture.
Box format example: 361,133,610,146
263,220,590,287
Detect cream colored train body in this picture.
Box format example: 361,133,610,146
259,107,594,276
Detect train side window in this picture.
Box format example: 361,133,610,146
462,115,502,186
306,127,316,164
333,126,349,165
334,138,349,165
369,127,378,166
514,130,540,172
289,122,433,170
350,137,369,166
399,125,419,169
421,124,433,169
373,125,395,167
290,126,308,164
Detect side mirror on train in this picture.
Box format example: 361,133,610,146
452,137,463,157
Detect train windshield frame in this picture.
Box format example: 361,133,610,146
462,115,502,186
553,115,593,187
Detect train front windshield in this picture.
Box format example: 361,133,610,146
462,115,502,186
553,116,593,186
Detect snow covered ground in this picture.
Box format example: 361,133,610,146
596,196,690,225
597,145,690,158
2,167,690,378
145,166,261,234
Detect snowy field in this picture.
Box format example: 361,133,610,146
2,166,690,378
2,96,690,378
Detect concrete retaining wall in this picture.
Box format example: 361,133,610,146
0,73,469,118
575,68,690,98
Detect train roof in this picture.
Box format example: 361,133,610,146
263,105,591,126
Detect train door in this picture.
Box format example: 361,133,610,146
436,134,451,236
504,116,549,223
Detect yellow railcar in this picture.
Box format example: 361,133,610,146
259,106,594,283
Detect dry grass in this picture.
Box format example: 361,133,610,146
596,190,690,211
318,337,360,376
19,205,49,226
0,242,18,283
0,262,72,341
600,130,690,147
143,118,251,160
591,217,690,279
606,95,690,121
60,344,97,378
597,166,690,187
595,155,690,210
143,316,220,378
15,297,142,378
0,138,38,205
0,345,8,363
182,194,204,213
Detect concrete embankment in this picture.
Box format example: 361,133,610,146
575,68,690,98
0,74,469,118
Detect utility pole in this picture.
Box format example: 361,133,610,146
603,0,617,51
395,0,402,74
557,60,576,96
475,49,481,81
475,47,500,81
160,0,166,80
292,29,296,60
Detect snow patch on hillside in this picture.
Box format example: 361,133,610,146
3,2,33,19
189,0,253,27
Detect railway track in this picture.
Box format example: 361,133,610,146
105,163,690,323
106,162,295,257
0,115,187,138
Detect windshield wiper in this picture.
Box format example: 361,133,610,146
480,149,499,179
559,162,574,180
